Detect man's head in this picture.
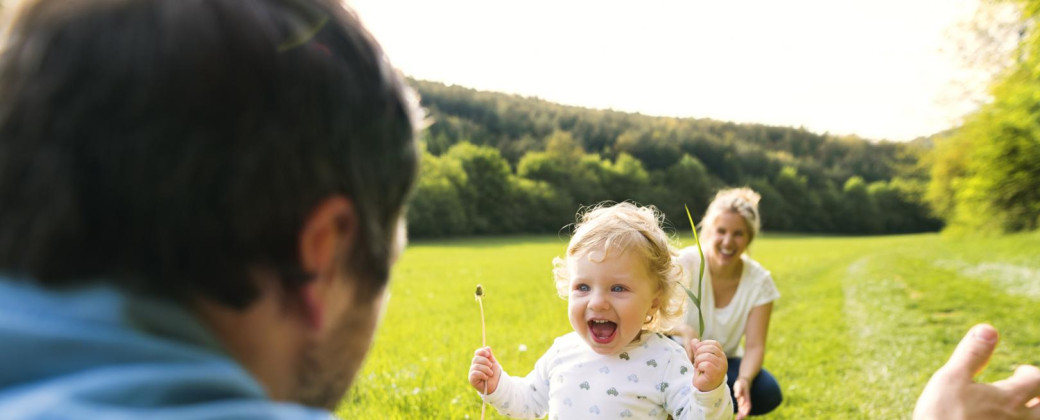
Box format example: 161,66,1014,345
0,0,419,306
0,0,420,408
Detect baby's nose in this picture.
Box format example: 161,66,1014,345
589,292,611,310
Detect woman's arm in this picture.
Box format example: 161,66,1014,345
740,302,773,379
734,302,773,419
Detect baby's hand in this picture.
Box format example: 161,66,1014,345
689,338,727,392
469,346,502,395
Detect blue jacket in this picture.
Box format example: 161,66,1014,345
0,278,332,419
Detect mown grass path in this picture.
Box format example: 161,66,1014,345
339,233,1040,419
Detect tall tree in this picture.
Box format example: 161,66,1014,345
443,142,514,233
928,0,1040,232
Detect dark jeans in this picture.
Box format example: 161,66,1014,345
728,357,782,416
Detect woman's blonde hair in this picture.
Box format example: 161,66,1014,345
699,187,762,243
552,202,685,333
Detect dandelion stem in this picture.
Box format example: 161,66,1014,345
479,297,486,348
475,285,487,420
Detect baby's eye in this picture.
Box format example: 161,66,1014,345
575,284,590,292
611,285,626,292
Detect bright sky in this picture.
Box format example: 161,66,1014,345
348,0,984,141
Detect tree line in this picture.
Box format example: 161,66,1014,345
407,79,942,238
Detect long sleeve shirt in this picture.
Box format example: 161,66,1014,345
484,332,732,420
0,278,332,419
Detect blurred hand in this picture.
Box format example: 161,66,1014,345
690,338,727,392
913,324,1040,420
468,346,502,395
733,376,752,420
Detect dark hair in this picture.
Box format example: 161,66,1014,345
0,0,420,308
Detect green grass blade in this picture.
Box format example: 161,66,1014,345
683,286,701,308
684,204,706,335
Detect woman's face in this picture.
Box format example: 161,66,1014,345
707,211,750,268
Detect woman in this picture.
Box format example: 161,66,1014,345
677,187,782,419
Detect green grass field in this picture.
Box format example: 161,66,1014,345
337,232,1040,419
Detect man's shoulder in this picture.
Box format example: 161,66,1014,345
0,279,335,419
0,361,334,419
0,398,333,420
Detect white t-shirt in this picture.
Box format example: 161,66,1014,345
483,332,732,420
676,248,780,357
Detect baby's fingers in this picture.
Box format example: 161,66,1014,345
473,346,494,359
693,343,725,366
474,346,501,366
468,369,490,392
468,367,488,383
694,355,726,374
470,357,495,376
691,339,724,356
687,338,700,358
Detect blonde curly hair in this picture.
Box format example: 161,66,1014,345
552,202,685,333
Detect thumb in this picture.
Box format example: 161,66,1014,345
943,323,999,380
486,347,500,367
688,338,701,353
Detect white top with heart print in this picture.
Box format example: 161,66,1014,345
482,331,732,420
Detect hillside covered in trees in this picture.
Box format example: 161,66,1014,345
408,79,942,237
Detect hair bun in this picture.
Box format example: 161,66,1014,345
731,187,761,207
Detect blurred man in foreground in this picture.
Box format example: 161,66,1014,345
0,0,419,417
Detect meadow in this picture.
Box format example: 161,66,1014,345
338,232,1040,419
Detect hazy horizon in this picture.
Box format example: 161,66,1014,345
349,0,988,142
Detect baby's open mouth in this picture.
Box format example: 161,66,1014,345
588,319,617,343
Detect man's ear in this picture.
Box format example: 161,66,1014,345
297,195,357,330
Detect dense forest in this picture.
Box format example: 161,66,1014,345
407,79,942,237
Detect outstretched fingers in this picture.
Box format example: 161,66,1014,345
942,324,999,381
733,378,752,420
993,364,1040,407
915,324,1040,420
1024,399,1040,420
